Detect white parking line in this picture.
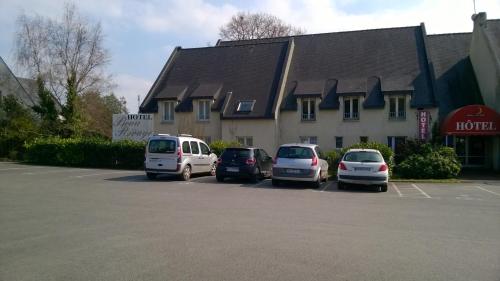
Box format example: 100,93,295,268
320,181,332,192
391,182,403,197
411,183,432,198
74,171,136,178
475,186,500,197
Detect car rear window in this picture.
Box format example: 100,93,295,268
343,151,384,162
277,146,314,159
221,148,251,160
148,139,176,154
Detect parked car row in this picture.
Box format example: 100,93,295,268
144,134,389,191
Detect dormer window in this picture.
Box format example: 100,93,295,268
301,98,316,121
389,97,406,120
237,100,255,112
197,100,211,121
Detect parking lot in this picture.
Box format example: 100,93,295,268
1,162,499,281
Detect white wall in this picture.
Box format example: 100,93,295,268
279,96,438,152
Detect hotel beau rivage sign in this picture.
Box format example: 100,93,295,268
112,114,153,141
442,105,500,136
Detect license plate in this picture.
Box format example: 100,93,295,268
355,167,370,171
226,167,239,172
286,169,301,174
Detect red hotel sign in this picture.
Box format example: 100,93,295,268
418,111,429,140
442,105,500,136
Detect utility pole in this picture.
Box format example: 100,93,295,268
137,95,140,113
473,0,477,14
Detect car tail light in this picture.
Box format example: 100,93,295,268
177,147,182,163
311,156,318,166
246,158,256,165
217,158,222,165
379,164,388,172
338,162,347,170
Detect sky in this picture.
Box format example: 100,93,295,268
1,0,499,113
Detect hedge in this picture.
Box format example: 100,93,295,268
395,145,461,179
24,137,145,169
209,140,241,156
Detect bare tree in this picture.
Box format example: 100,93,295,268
14,3,111,103
219,12,305,41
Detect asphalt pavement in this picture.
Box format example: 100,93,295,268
1,162,499,281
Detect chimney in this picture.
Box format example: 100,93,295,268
472,12,487,28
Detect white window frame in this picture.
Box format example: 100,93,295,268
163,101,175,122
301,98,316,121
197,100,211,121
389,96,406,120
300,136,318,144
237,136,253,146
343,97,359,120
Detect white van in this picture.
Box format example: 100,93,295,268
144,134,218,180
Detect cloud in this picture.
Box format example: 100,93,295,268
133,0,238,39
256,0,500,34
114,74,153,113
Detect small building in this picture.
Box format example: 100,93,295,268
140,13,500,171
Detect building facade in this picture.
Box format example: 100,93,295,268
140,14,500,171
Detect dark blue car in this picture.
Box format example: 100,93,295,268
216,147,273,182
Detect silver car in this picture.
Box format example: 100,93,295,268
272,143,329,188
144,134,218,181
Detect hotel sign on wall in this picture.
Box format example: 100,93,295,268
442,105,500,136
112,114,153,141
418,111,429,140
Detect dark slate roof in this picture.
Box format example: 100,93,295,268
190,83,222,99
154,85,187,100
293,80,324,96
219,26,436,109
426,33,483,119
141,42,289,119
485,20,500,60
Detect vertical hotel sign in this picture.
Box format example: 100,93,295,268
418,111,429,140
112,114,153,141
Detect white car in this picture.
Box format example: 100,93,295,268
337,149,389,192
144,134,218,181
272,143,329,188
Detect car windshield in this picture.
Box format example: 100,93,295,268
277,146,314,159
343,151,384,162
148,139,176,154
221,148,251,160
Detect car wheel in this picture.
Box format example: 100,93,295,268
380,184,388,192
272,179,280,186
216,175,224,182
146,173,157,180
209,162,216,176
181,165,191,181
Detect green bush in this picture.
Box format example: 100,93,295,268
24,137,145,169
341,142,395,172
324,150,341,175
209,140,241,157
395,145,461,179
